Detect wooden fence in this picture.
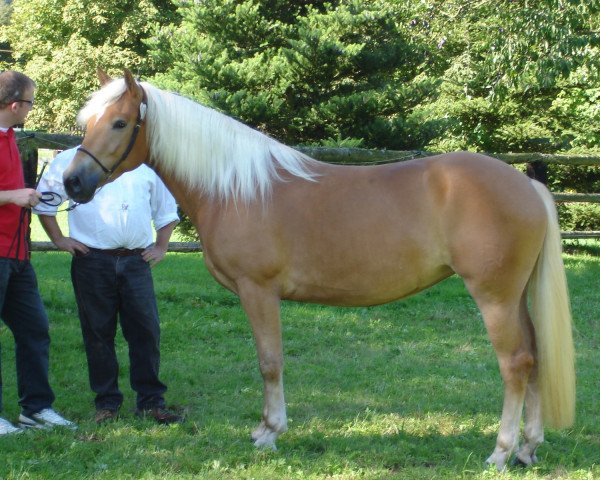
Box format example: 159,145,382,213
16,131,600,251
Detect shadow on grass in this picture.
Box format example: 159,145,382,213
563,239,600,256
279,426,596,475
3,411,595,479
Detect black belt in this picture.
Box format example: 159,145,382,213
89,247,145,257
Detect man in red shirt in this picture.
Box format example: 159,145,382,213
0,70,75,434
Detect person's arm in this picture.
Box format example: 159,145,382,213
0,188,41,207
38,214,89,256
141,220,178,267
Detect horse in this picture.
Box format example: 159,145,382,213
63,69,575,470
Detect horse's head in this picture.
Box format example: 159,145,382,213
63,69,149,203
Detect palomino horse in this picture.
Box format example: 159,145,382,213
63,70,575,470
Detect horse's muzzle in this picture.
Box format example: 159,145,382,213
64,172,98,204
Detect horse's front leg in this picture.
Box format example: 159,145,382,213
238,281,287,449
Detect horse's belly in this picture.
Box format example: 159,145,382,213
283,261,453,307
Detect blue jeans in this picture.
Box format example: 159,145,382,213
71,250,167,411
0,258,55,416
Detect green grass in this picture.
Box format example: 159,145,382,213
0,248,598,479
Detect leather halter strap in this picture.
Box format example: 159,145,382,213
77,86,147,177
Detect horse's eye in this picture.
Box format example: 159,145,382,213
113,120,127,129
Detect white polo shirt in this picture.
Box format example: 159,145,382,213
34,147,179,250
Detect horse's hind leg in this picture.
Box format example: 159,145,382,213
237,281,288,449
514,296,544,466
514,376,543,466
469,291,535,470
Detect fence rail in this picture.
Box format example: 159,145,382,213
16,132,600,248
296,146,600,167
28,234,600,253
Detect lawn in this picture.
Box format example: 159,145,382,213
0,245,598,479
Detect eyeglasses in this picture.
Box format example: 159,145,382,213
15,99,34,106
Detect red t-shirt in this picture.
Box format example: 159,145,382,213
0,127,29,260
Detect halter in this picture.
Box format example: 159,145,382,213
77,86,147,177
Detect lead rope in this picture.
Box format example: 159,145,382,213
6,157,48,259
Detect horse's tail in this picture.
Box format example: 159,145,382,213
529,180,576,429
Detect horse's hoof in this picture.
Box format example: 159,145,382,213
251,423,279,450
251,423,267,442
512,452,537,467
512,456,529,468
253,436,277,451
485,455,507,472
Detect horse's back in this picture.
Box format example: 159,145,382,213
283,151,546,259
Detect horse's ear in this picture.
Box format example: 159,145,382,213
97,68,112,86
123,69,139,96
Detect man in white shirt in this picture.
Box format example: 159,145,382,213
35,146,182,425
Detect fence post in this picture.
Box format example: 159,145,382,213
19,137,38,188
526,161,548,185
18,137,38,253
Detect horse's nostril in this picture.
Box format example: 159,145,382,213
64,175,82,195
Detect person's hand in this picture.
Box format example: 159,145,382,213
54,237,89,256
142,244,167,268
12,188,41,208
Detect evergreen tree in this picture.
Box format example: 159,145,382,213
148,0,439,148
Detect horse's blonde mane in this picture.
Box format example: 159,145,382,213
78,79,318,202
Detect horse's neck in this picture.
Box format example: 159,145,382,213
150,162,212,234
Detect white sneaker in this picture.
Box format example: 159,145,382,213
18,408,77,430
0,417,23,435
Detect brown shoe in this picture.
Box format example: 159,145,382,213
95,409,118,424
135,407,183,424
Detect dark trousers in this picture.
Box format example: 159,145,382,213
71,250,166,411
0,258,55,416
